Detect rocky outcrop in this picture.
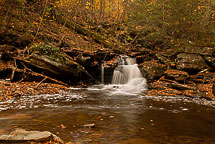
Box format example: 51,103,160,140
26,53,87,77
20,44,94,83
139,60,168,82
176,53,209,72
164,69,189,82
147,67,215,100
142,46,215,100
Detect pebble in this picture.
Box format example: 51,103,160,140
83,123,95,128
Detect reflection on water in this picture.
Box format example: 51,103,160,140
0,85,215,144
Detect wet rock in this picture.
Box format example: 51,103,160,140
164,69,189,82
83,123,95,128
176,53,209,72
139,60,168,82
0,129,63,143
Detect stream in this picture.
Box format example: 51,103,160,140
1,84,215,144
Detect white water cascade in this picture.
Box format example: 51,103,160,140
101,62,104,84
112,56,142,84
110,55,148,95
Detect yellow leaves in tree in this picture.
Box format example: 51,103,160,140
212,12,215,19
33,21,39,25
53,0,128,21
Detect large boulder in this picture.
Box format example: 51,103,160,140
0,129,63,143
23,44,92,82
176,53,209,72
139,60,168,82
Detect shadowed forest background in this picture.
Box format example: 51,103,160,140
1,0,215,50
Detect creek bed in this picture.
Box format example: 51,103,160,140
0,85,215,144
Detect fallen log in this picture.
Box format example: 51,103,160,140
15,68,68,87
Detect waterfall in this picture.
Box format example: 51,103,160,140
111,64,143,84
110,55,147,95
112,56,143,84
101,62,104,84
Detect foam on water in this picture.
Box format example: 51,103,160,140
110,77,147,95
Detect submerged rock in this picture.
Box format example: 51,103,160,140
0,129,63,143
83,123,95,128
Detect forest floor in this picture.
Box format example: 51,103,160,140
0,80,73,102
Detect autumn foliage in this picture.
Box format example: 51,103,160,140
0,0,215,50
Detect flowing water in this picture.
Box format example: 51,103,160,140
1,57,215,143
111,56,143,85
1,87,215,144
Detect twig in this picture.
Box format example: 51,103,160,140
10,69,15,81
35,77,47,89
10,59,17,81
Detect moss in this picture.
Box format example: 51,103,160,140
30,44,67,63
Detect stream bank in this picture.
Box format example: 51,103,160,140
1,43,215,101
